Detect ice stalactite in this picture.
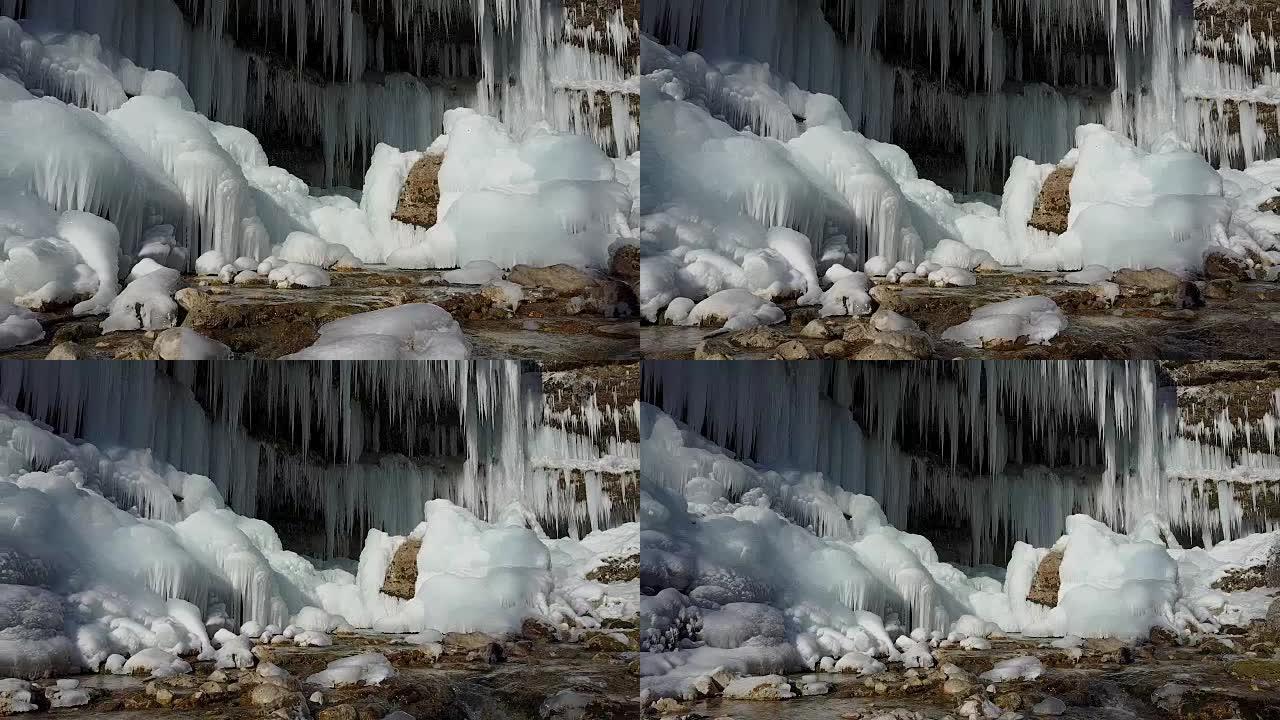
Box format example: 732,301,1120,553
0,360,637,557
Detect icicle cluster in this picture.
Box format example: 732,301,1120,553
0,360,637,557
1,0,635,184
643,361,1216,565
642,0,1191,191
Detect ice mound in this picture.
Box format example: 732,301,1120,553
282,304,468,360
374,109,634,270
672,289,785,330
942,296,1067,348
0,304,43,349
305,652,396,688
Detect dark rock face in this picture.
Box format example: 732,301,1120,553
1027,550,1063,607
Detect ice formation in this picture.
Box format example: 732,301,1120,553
641,0,1190,189
0,2,638,316
3,0,638,183
644,361,1280,565
638,3,1280,325
0,361,639,557
283,304,470,360
640,385,1280,702
375,108,636,269
0,363,637,679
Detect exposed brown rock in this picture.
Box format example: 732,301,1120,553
729,326,784,349
1204,252,1254,281
610,244,639,286
585,553,639,584
1212,565,1266,592
773,340,812,360
380,538,421,600
1027,550,1063,607
1028,167,1073,235
45,342,85,360
853,343,918,360
392,154,443,229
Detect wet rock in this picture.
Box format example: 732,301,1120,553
800,319,832,339
1032,696,1066,715
854,343,918,360
1027,550,1063,607
584,633,631,652
868,328,931,357
110,338,155,360
1113,268,1185,296
994,691,1025,710
317,704,359,720
1204,278,1235,299
249,682,299,708
1205,251,1254,281
1268,597,1280,632
380,538,421,600
45,342,85,360
199,681,228,697
822,339,850,357
1198,636,1235,654
151,686,174,706
842,322,871,343
174,286,210,313
51,319,101,344
651,697,684,713
520,617,559,641
508,264,596,296
729,326,784,349
694,339,733,360
609,244,639,287
773,340,812,360
869,284,903,311
1147,626,1180,646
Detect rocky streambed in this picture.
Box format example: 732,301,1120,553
647,619,1280,720
3,257,640,364
644,268,1280,361
6,622,639,720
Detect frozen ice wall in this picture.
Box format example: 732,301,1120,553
1,0,638,185
642,0,1191,191
644,361,1280,565
639,400,1271,702
0,401,637,678
0,360,639,557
